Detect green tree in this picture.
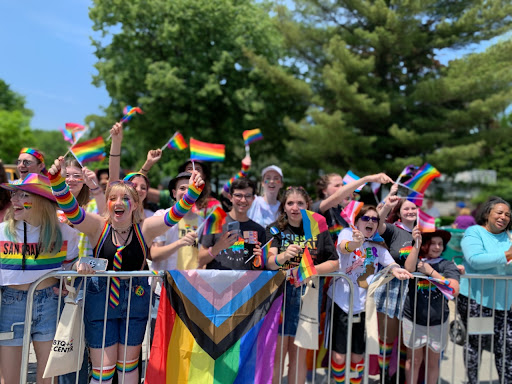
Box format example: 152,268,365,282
255,0,512,185
88,0,306,182
0,79,33,163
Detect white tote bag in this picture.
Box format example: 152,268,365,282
294,277,319,350
43,280,85,378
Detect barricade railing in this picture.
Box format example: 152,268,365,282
8,270,512,384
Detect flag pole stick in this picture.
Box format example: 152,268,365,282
161,132,177,151
245,145,250,157
372,192,380,205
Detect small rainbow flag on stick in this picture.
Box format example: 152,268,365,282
340,200,364,227
162,132,187,151
121,106,144,123
300,209,328,240
70,136,106,164
418,209,436,233
296,246,317,284
260,239,273,268
65,122,85,132
197,207,227,236
403,163,441,194
190,138,225,162
243,129,263,146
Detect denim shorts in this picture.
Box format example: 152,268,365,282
0,285,60,347
83,276,150,349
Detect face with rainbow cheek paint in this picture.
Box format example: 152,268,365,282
108,191,136,225
10,190,33,221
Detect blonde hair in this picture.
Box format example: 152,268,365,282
4,194,62,254
102,182,144,224
460,207,471,216
65,159,90,207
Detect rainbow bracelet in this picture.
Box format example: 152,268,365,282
49,172,86,225
164,182,204,227
223,162,250,193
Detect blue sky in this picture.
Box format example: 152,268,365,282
0,0,110,131
0,1,502,132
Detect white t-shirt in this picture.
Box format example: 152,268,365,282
0,221,80,286
247,195,280,228
329,227,395,314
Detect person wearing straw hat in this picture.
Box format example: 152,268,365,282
47,157,204,384
403,227,460,384
16,147,48,179
0,173,80,384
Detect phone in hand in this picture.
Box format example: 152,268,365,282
227,221,240,237
79,257,108,271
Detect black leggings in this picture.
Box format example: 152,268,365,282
457,295,512,384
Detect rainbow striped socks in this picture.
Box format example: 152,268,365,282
91,365,115,384
350,360,364,384
379,339,394,373
332,358,346,383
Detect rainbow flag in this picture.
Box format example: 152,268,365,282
146,270,285,384
300,209,328,240
407,190,424,207
403,163,441,194
260,239,273,269
70,136,106,164
190,138,225,162
243,129,263,146
340,200,364,227
202,207,227,235
121,106,144,122
418,209,436,232
166,132,188,150
296,246,317,284
342,170,366,192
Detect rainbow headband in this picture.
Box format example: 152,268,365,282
20,148,45,164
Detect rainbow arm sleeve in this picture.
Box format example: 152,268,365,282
49,172,86,225
222,161,250,193
164,182,204,227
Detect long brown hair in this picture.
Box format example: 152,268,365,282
65,159,90,207
315,173,340,200
276,186,312,231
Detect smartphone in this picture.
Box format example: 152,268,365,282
227,221,240,235
79,256,108,271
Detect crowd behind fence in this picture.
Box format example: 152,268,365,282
4,270,511,384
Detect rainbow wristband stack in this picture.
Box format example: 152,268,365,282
164,182,204,227
49,172,86,225
223,162,250,193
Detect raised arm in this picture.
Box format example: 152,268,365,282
108,122,123,183
377,184,400,234
48,157,105,245
142,172,205,243
82,166,106,214
318,173,393,213
221,155,251,197
139,149,162,177
404,226,421,272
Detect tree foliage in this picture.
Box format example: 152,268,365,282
254,0,512,184
0,80,33,163
87,0,307,181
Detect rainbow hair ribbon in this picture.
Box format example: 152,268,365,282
49,172,85,225
164,182,204,227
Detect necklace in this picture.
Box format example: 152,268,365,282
114,226,133,247
113,226,131,235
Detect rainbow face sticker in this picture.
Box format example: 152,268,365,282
23,202,32,210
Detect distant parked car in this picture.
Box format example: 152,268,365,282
3,164,18,181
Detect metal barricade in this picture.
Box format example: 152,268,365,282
8,270,512,384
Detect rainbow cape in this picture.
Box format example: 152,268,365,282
243,129,263,146
166,132,188,150
300,209,328,240
340,200,364,227
418,209,436,232
403,163,440,194
146,270,285,384
70,136,106,164
202,207,227,235
296,246,317,284
190,138,225,162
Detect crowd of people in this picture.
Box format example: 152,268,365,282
0,122,511,384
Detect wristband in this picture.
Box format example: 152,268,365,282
110,153,121,157
208,247,216,259
274,254,284,267
345,241,355,253
430,269,434,277
141,168,149,173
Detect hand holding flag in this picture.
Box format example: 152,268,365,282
340,200,364,228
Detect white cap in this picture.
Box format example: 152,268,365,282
261,165,283,178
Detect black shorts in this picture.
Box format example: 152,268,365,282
331,302,366,355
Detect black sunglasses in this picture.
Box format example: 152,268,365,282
360,216,379,223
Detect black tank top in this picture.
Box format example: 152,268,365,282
93,223,148,271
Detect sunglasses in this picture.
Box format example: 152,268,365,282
360,216,379,223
